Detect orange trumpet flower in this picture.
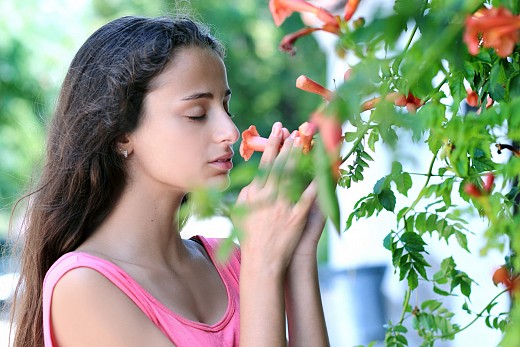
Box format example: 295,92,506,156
466,89,494,109
310,111,343,154
269,0,338,27
464,6,520,58
298,121,317,154
296,75,334,101
343,0,360,21
239,125,268,161
394,93,424,113
279,22,340,55
239,123,316,161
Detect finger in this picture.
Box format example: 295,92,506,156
265,131,298,190
293,180,318,219
252,122,284,188
282,127,291,140
308,202,326,230
236,186,249,204
283,135,303,174
276,135,304,201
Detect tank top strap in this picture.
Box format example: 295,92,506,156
195,236,240,284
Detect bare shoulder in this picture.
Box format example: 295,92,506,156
51,267,175,347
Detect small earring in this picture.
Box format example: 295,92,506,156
119,148,128,158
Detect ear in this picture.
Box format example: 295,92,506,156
114,133,133,158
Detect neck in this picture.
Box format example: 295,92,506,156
80,182,189,267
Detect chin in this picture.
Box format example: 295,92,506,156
189,175,230,192
207,175,231,191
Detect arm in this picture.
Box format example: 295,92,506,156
240,251,287,347
285,203,329,347
51,267,175,347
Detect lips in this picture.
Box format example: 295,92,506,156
211,151,234,162
209,152,234,171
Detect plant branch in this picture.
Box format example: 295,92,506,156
496,143,520,157
422,77,448,104
401,151,438,218
435,289,508,339
408,172,454,178
399,287,412,324
340,123,374,164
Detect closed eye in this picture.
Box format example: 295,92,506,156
187,115,207,121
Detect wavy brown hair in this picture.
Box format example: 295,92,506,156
10,15,223,346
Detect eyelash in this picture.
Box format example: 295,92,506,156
187,112,234,121
187,115,207,121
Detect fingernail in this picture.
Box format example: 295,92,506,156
294,137,302,147
271,122,282,136
290,130,298,139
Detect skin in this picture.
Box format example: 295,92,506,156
237,125,329,347
50,46,329,346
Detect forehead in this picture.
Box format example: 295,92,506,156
148,46,227,91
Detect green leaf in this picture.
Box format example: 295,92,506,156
407,270,419,290
400,232,426,251
394,172,413,196
509,73,520,99
397,206,410,221
383,232,394,250
433,285,451,296
411,251,431,268
314,140,341,233
448,71,465,102
421,299,442,312
393,324,408,333
462,302,471,314
373,177,387,194
415,212,427,234
425,214,438,232
367,127,380,152
460,278,472,297
360,151,374,161
395,334,408,345
378,188,396,212
455,230,470,252
391,161,403,175
392,247,404,268
343,131,358,142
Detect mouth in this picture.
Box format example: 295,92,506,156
209,155,234,171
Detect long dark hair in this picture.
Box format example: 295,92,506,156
10,15,224,346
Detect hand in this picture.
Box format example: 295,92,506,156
234,122,317,273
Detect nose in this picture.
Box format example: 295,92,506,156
214,111,239,145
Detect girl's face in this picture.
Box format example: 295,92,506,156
127,46,239,193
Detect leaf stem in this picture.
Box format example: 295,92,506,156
434,289,508,339
401,151,438,218
399,287,412,324
340,123,374,164
393,23,419,71
407,172,454,178
422,77,448,104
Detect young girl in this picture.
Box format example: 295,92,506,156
11,15,329,346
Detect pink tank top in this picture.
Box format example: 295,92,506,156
42,236,241,346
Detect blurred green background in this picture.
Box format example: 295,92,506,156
0,0,325,238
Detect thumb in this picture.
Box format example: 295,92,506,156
236,186,249,204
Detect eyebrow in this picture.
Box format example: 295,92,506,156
181,89,232,101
